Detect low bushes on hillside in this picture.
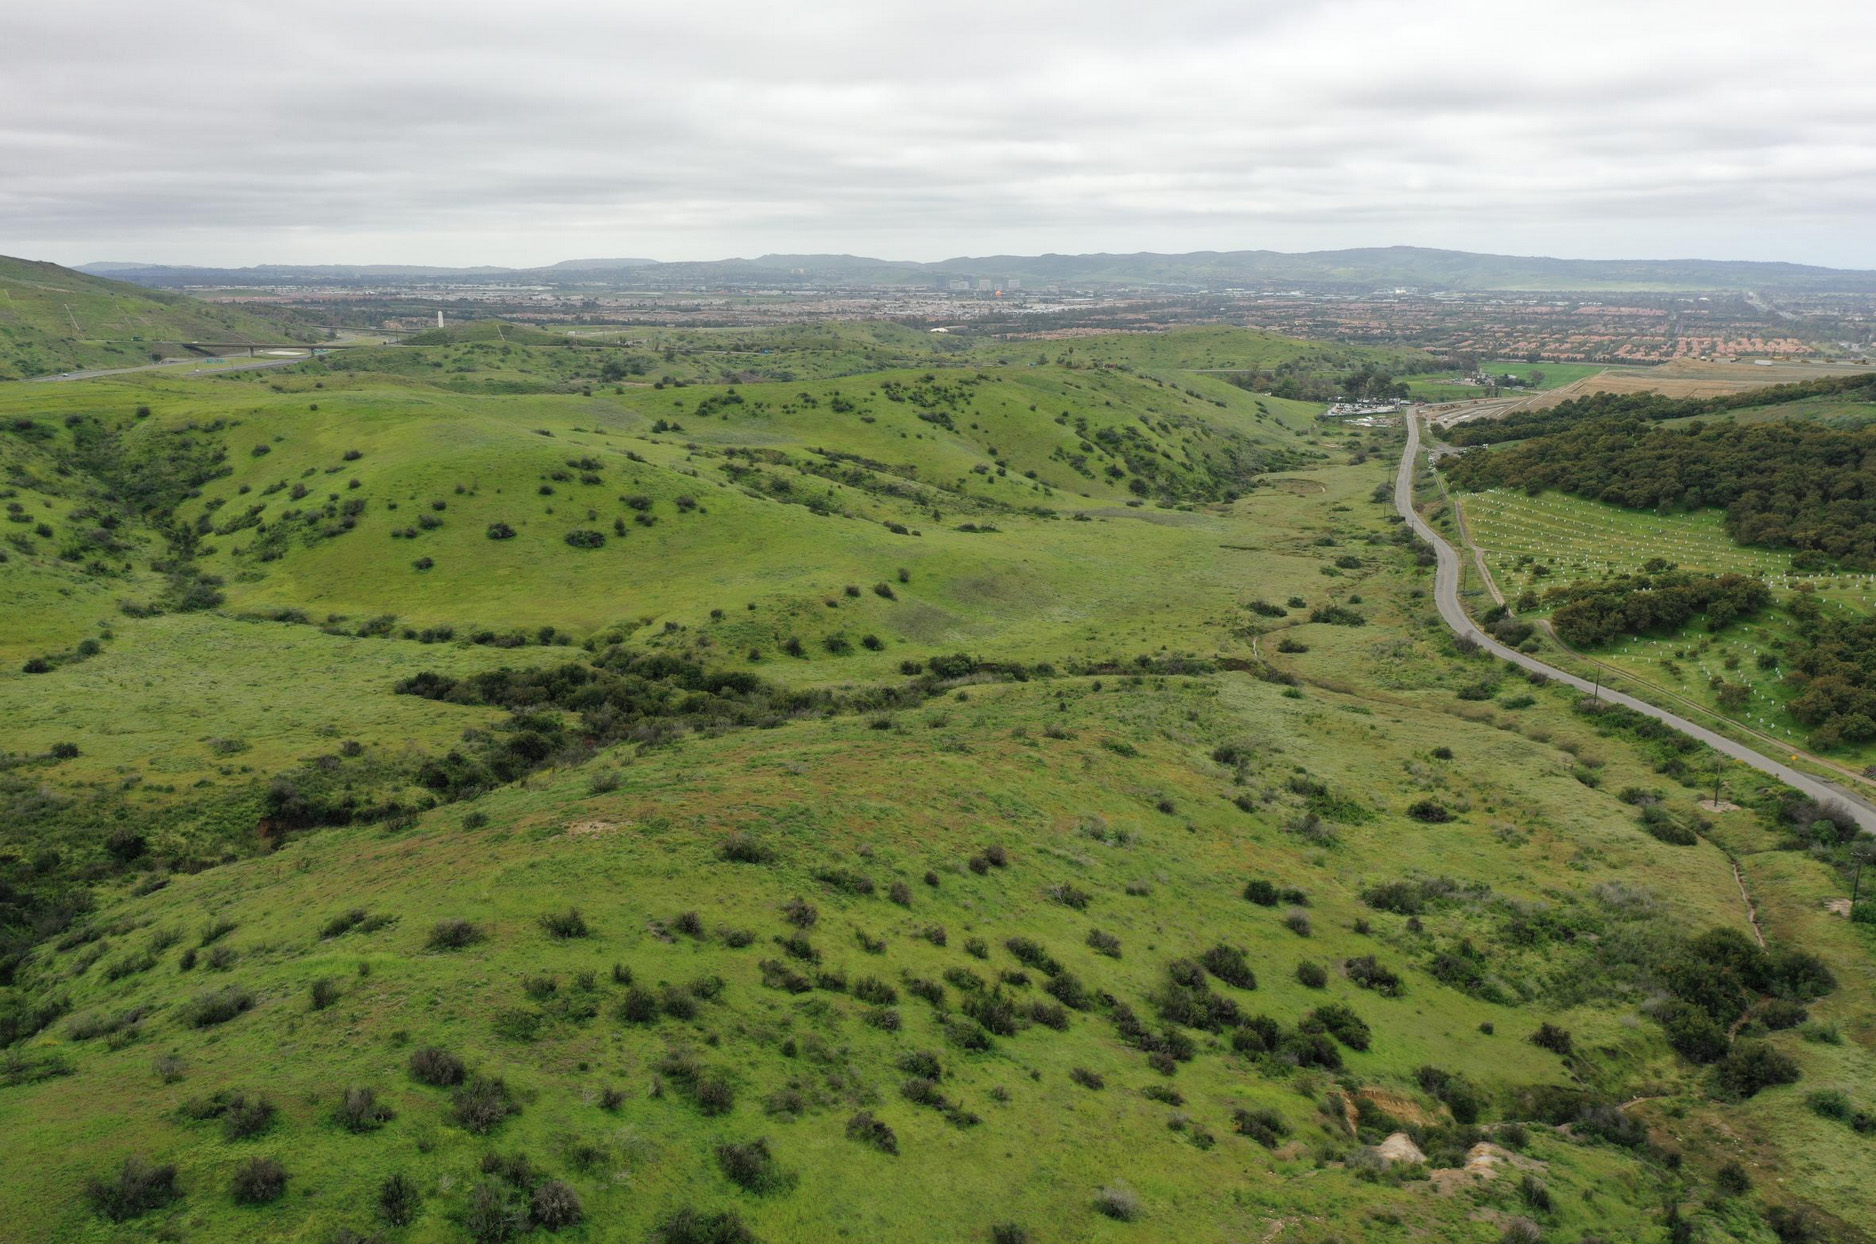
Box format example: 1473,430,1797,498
87,1158,181,1221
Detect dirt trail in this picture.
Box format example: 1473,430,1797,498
1731,856,1766,948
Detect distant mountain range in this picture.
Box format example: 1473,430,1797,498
77,246,1876,293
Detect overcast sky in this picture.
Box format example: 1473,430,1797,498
5,0,1872,269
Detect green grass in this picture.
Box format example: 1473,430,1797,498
1401,361,1608,403
1659,390,1876,430
3,332,1874,1244
0,359,1342,672
1460,488,1876,764
0,659,1734,1243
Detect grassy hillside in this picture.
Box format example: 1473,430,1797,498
2,336,1874,1244
0,256,319,380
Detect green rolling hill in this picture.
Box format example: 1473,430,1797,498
0,256,320,380
0,327,1871,1244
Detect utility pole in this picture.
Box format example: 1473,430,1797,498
1852,842,1875,918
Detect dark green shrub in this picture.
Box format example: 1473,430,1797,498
1657,1001,1729,1063
1345,955,1402,996
1296,961,1328,988
539,909,588,939
853,977,898,1005
1093,1185,1141,1221
1233,1107,1289,1148
991,1224,1028,1244
1530,1022,1573,1057
1407,800,1453,823
758,961,812,994
563,529,606,549
775,931,819,963
464,1179,529,1244
846,1111,898,1154
1766,1206,1820,1243
1070,1066,1105,1090
409,1046,466,1086
813,867,875,896
619,987,661,1022
531,1179,584,1229
1416,1066,1484,1124
716,1138,794,1194
1244,879,1280,906
452,1076,520,1133
1807,1089,1853,1120
222,1092,276,1140
1201,944,1256,989
1308,1003,1371,1051
1716,1041,1800,1099
428,919,482,950
1047,883,1091,910
230,1156,288,1205
486,522,516,540
964,991,1018,1035
1640,805,1698,846
87,1158,181,1221
1004,937,1059,975
1043,972,1090,1010
379,1171,421,1226
654,1207,760,1244
719,832,775,864
182,986,254,1028
695,1075,736,1116
310,977,341,1011
337,1086,394,1132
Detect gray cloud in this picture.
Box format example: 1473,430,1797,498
2,0,1872,267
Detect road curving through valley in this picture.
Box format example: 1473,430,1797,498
1394,411,1876,835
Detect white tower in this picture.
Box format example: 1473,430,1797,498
436,311,445,329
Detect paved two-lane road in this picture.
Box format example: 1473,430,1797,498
1394,411,1876,834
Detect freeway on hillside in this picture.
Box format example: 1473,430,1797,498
23,355,313,383
1394,410,1876,834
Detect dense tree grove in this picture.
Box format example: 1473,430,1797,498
1538,571,1771,647
1445,416,1876,567
1783,598,1876,747
1443,372,1876,447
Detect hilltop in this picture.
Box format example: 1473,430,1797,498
0,256,320,380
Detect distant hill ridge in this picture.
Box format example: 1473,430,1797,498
76,244,1876,293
